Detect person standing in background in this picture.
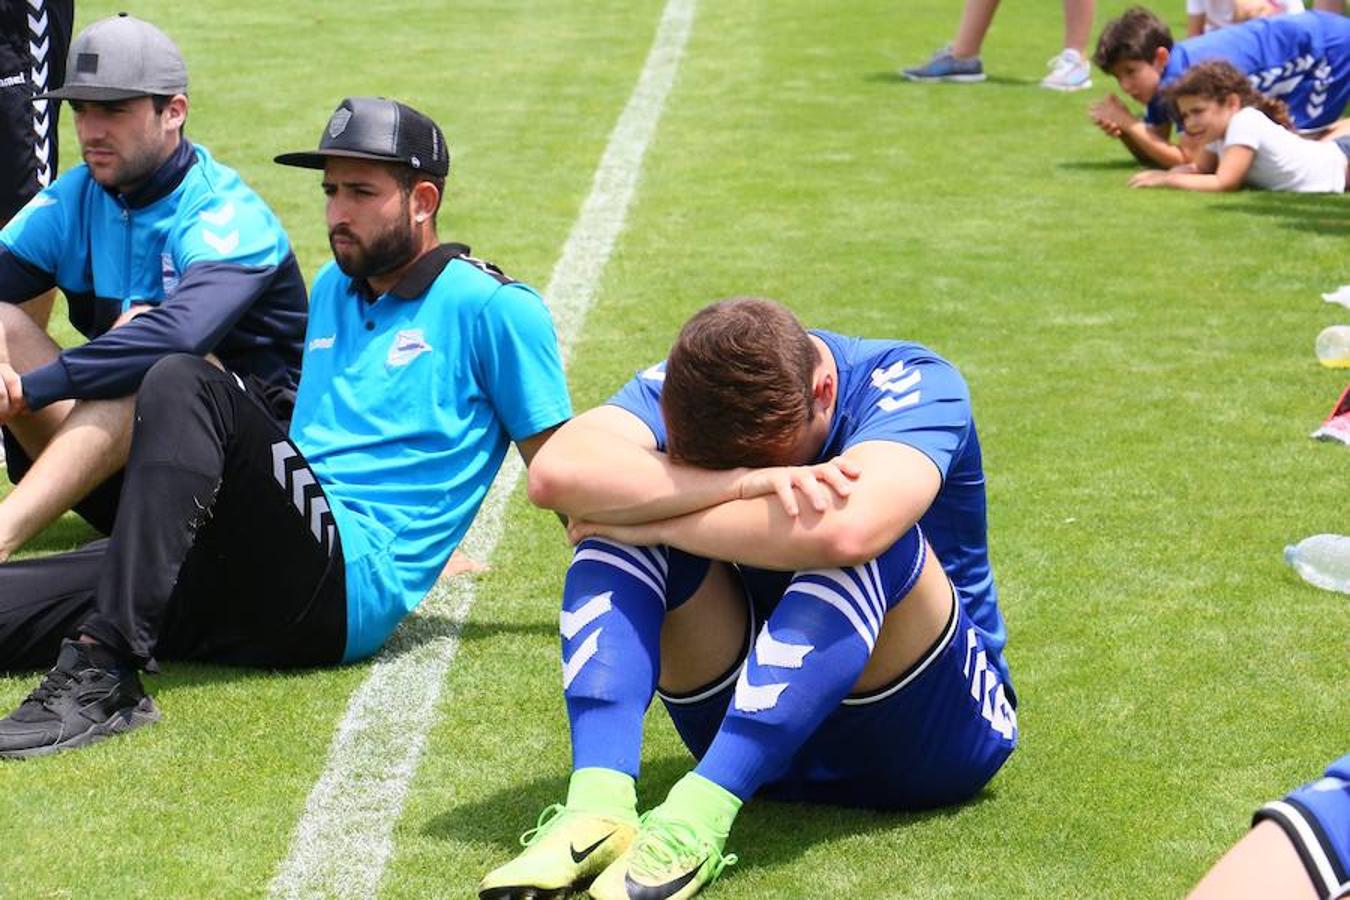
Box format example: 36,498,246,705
0,1,73,330
903,0,1097,91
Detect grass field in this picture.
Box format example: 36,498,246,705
1,1,1346,898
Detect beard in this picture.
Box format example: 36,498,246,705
329,208,418,281
83,138,171,194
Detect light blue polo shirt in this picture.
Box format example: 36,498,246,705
290,244,572,661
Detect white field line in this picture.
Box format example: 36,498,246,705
266,1,698,897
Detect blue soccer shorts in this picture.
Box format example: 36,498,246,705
1253,754,1350,900
659,564,1017,811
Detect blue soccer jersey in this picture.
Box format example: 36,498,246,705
607,329,1011,689
0,141,308,406
1255,754,1350,900
1146,11,1350,130
290,245,572,661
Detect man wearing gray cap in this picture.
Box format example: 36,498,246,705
0,97,570,758
0,13,308,561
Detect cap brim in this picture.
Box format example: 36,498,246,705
273,148,406,170
33,85,152,102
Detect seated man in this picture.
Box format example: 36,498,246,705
480,297,1017,900
1089,7,1350,167
1190,753,1350,900
0,97,572,758
0,13,308,558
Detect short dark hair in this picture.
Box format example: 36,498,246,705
150,93,186,135
391,165,445,226
1093,6,1173,71
661,297,818,469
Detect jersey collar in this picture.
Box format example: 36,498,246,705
112,139,198,210
353,242,470,302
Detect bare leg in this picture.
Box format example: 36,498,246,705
658,560,747,694
1188,820,1319,900
852,541,953,693
658,541,953,696
1063,0,1096,55
0,302,134,560
0,395,133,560
0,301,71,457
952,0,1002,58
17,289,56,332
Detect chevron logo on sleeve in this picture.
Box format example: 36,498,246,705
870,361,922,413
270,441,336,555
27,0,52,186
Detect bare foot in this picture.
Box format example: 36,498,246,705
441,548,489,578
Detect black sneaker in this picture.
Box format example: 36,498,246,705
0,639,160,759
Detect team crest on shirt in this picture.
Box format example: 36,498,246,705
387,329,432,367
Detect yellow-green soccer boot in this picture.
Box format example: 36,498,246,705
588,773,739,900
479,768,639,899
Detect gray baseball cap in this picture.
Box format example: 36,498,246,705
34,13,188,102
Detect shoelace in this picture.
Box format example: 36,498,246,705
26,666,78,712
630,813,738,884
518,803,566,848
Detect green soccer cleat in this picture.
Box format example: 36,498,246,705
588,774,740,900
479,768,640,900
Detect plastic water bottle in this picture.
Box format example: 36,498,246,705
1315,326,1350,368
1284,535,1350,594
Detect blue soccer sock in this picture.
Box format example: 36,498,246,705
562,538,709,778
694,530,925,800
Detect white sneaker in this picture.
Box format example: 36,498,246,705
1322,285,1350,308
1040,49,1091,92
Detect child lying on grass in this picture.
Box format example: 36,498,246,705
1129,60,1350,191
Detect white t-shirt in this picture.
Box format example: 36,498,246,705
1209,106,1348,192
1185,0,1304,32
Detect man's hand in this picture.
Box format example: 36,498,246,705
1090,94,1137,137
734,457,861,517
111,303,152,329
0,363,27,423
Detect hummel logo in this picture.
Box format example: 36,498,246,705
569,831,615,864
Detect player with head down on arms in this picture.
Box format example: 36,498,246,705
479,297,1017,899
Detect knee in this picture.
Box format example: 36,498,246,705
0,302,43,363
136,354,217,414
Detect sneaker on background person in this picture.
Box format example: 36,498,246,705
901,45,987,82
1040,48,1093,90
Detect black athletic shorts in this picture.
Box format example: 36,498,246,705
0,0,73,224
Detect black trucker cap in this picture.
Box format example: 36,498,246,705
274,97,449,177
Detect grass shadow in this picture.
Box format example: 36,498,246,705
865,71,1036,87
422,752,1001,886
376,609,557,660
1057,159,1137,171
420,755,700,852
1207,191,1350,236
